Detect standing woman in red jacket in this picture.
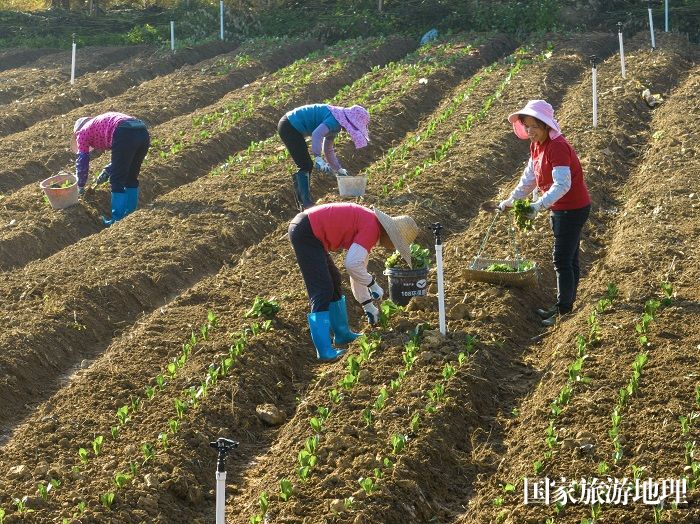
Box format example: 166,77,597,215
484,100,591,326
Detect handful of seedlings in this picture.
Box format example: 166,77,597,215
511,198,534,232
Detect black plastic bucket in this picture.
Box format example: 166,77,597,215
383,267,429,306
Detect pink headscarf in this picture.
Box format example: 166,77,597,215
329,105,370,149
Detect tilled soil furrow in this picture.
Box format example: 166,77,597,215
0,35,509,436
0,47,62,72
0,34,516,520
455,34,697,524
0,38,321,196
0,40,240,138
0,45,148,105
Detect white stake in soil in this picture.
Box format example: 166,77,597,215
210,438,238,524
618,22,626,79
220,1,225,40
432,223,446,336
665,0,669,32
591,55,598,128
170,20,175,51
70,34,76,85
648,0,656,49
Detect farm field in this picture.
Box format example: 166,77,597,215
0,28,698,524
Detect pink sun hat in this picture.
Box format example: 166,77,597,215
507,100,562,140
70,116,92,153
329,105,370,149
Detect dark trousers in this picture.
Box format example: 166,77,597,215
278,116,313,173
110,120,150,193
288,213,342,312
550,204,590,314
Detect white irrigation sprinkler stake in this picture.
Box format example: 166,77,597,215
210,437,238,524
590,55,598,128
220,1,225,41
648,0,656,49
431,223,446,336
665,0,669,32
70,34,76,85
618,22,626,79
170,20,175,51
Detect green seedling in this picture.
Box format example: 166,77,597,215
358,476,379,494
378,299,402,328
598,462,609,475
576,334,587,357
361,408,373,427
175,399,187,419
245,297,280,319
410,413,420,434
631,464,646,479
374,387,389,411
533,460,544,474
492,496,504,507
92,435,104,457
158,432,169,450
111,426,119,440
358,337,378,361
258,491,269,514
0,508,5,523
457,352,468,367
606,282,619,301
391,433,407,455
328,389,342,404
78,447,89,464
684,441,695,466
309,417,324,433
129,462,139,476
142,442,155,462
442,362,456,380
114,472,131,489
37,483,48,501
130,396,141,413
116,405,130,425
13,498,32,515
169,419,180,434
279,479,293,502
99,492,115,509
156,374,166,390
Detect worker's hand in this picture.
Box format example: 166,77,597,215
363,302,379,325
525,201,544,220
95,169,109,185
336,168,348,176
367,277,384,300
314,156,333,175
480,200,500,213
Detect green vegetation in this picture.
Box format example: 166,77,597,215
385,243,431,270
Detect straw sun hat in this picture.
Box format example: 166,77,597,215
373,208,420,268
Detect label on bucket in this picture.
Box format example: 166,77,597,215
386,271,429,306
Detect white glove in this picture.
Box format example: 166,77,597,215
367,277,384,300
362,302,379,325
527,200,545,219
497,197,514,212
314,156,332,174
336,168,348,176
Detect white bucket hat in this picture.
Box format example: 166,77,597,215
507,100,562,140
373,208,419,268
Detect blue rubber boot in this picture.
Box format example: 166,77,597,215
307,311,346,361
125,187,139,215
292,170,314,211
102,192,128,226
328,296,360,345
